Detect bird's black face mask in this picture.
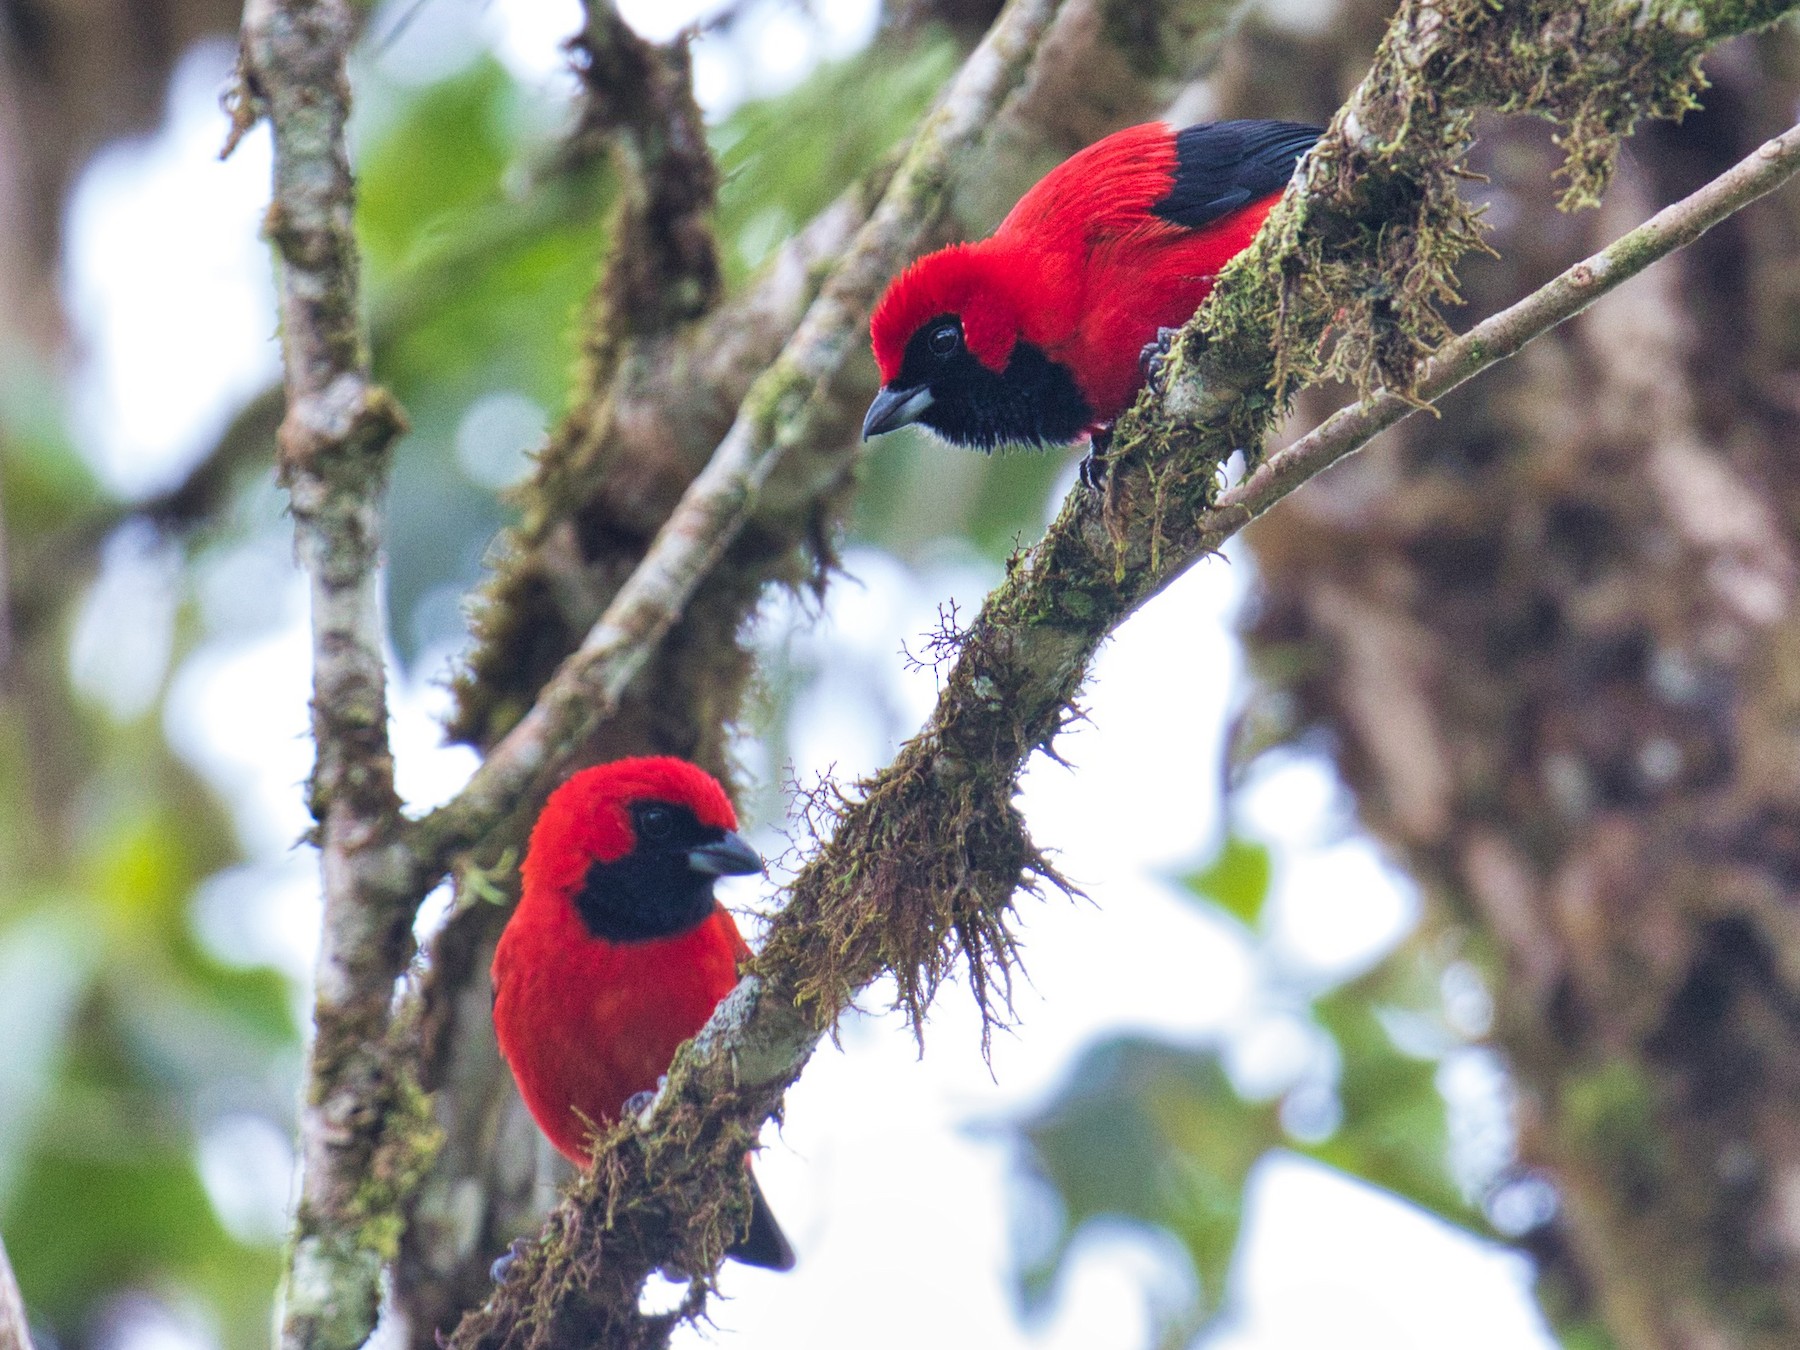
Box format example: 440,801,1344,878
575,800,761,943
861,314,1092,451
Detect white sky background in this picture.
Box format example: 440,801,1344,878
57,1,1560,1347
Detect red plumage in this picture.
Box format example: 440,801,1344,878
492,756,792,1269
866,120,1317,450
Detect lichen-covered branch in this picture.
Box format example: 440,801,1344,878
443,4,1800,1347
230,4,417,1350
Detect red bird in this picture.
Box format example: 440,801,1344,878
863,119,1321,450
492,756,793,1270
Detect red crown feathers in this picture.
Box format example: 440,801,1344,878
520,757,739,901
868,241,1041,381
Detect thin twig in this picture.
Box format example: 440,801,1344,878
1193,122,1800,569
232,3,412,1350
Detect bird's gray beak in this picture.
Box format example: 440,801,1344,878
686,831,763,877
862,384,934,440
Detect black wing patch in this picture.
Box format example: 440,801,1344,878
1152,120,1323,230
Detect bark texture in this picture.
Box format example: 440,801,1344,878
233,4,414,1348
1241,34,1800,1349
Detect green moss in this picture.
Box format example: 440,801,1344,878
352,1068,445,1261
744,361,818,445
769,649,1082,1050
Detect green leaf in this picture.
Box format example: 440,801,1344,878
4,1142,280,1350
0,352,100,533
1015,1037,1280,1322
1305,957,1481,1232
1179,835,1274,926
355,59,517,274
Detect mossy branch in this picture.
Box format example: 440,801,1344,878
444,4,1800,1348
512,1,723,549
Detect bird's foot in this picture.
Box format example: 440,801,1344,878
1138,326,1181,394
1079,427,1114,491
489,1236,531,1283
623,1088,658,1119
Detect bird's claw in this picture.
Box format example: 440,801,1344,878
490,1236,531,1283
623,1088,658,1118
1079,427,1114,492
1138,326,1180,393
1078,452,1108,492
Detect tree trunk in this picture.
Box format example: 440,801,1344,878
1241,32,1800,1348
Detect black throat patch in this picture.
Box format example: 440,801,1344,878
574,801,727,944
896,314,1092,450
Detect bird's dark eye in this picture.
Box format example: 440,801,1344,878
927,321,962,358
637,805,675,842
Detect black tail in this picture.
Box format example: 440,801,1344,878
727,1168,795,1271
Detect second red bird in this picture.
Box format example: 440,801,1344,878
492,756,793,1270
863,119,1321,451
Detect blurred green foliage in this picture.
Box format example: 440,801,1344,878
1179,835,1272,927
357,55,611,661
712,36,959,284
1010,830,1490,1336
0,419,292,1347
852,429,1074,563
1018,1037,1275,1342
